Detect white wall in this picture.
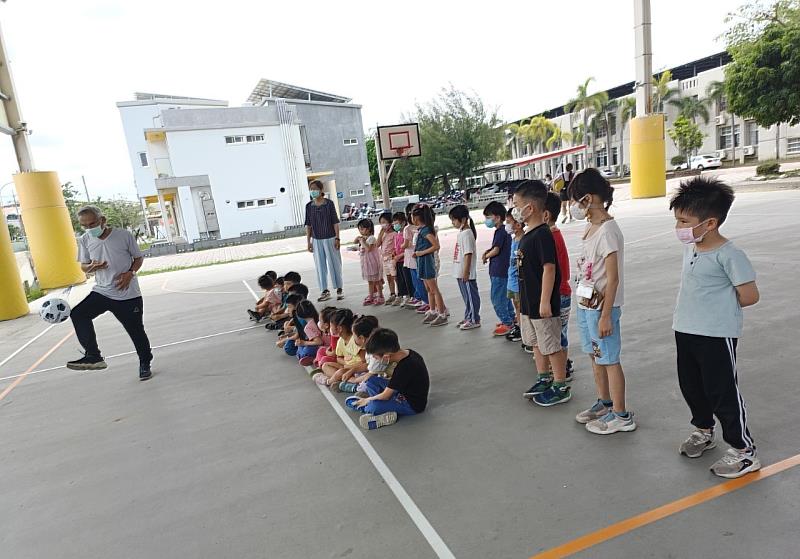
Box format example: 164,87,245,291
165,125,302,238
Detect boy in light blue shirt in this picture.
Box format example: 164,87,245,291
670,177,761,479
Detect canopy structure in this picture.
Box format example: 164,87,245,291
479,144,587,172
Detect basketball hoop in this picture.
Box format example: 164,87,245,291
393,146,409,159
377,124,422,161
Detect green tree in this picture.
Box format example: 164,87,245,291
706,79,739,164
566,77,604,166
652,70,678,113
62,181,83,232
668,95,711,125
617,96,636,175
7,223,20,240
95,197,145,230
668,115,705,165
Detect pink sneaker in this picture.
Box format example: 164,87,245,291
374,296,385,305
363,296,374,306
312,372,328,385
299,356,314,366
415,304,430,314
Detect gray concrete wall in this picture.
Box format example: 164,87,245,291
161,106,280,129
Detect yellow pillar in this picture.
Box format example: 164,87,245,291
630,114,666,199
0,210,29,320
14,171,85,289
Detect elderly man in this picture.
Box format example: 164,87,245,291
305,179,344,302
66,205,153,380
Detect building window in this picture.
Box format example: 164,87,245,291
343,138,358,146
349,188,365,197
747,122,759,147
237,198,275,209
246,134,265,143
138,152,149,167
681,78,698,90
787,137,800,155
718,125,741,149
595,148,608,168
225,135,246,144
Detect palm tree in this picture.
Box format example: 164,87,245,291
566,77,603,169
706,80,737,165
668,96,711,125
594,93,616,171
652,70,678,113
507,119,529,158
618,96,636,175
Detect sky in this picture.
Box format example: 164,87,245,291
0,0,737,202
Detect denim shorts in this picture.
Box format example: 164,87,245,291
576,306,622,365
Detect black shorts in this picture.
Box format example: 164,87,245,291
559,188,569,202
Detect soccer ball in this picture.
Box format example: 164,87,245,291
39,298,71,324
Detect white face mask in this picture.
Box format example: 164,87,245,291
504,222,515,235
569,196,591,221
511,205,528,223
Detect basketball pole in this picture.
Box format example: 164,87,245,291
375,131,396,210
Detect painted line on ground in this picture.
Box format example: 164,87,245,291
0,324,262,384
317,386,456,559
0,323,57,372
0,331,75,402
241,280,258,300
530,452,800,559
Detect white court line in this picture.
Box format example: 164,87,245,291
317,386,456,559
242,280,259,300
243,286,455,558
0,324,262,383
0,324,58,372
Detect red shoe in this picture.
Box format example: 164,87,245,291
363,296,374,306
493,324,511,336
299,356,314,366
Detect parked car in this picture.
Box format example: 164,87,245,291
676,155,722,171
599,168,617,179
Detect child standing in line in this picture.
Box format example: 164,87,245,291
482,201,515,337
669,177,761,478
449,204,481,330
314,306,338,370
355,218,384,305
345,328,430,430
545,192,575,378
405,202,428,310
568,169,635,433
412,204,447,327
377,213,398,305
294,300,324,366
392,212,412,307
505,210,525,346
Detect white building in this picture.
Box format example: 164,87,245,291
117,92,339,243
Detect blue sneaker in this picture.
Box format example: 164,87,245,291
532,384,571,407
523,376,553,399
345,396,366,412
339,382,358,393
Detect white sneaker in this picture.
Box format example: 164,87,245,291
575,400,612,424
422,311,437,324
710,448,761,478
359,411,398,430
429,314,448,327
679,429,716,458
586,411,637,435
459,321,481,330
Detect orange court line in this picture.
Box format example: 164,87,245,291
0,331,74,402
531,452,800,559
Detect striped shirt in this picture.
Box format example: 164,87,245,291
304,198,340,240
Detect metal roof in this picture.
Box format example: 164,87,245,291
133,92,226,103
247,79,351,105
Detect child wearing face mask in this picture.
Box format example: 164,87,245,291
448,204,481,331
338,315,389,393
345,328,430,430
482,201,515,337
355,218,384,305
669,177,761,479
567,168,635,435
377,213,398,304
391,212,413,306
505,210,525,347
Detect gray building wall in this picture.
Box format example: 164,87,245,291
263,99,373,211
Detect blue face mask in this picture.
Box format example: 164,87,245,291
86,225,104,238
484,218,495,229
309,190,321,199
393,223,402,232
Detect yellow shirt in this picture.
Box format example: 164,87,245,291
336,334,362,365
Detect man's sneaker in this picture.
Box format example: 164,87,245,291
523,376,553,399
575,400,612,424
460,321,481,331
522,344,534,354
360,411,398,430
429,314,448,327
385,295,396,305
532,384,571,407
493,324,511,337
339,382,358,393
317,290,332,302
679,429,717,458
336,288,345,301
505,325,522,342
586,411,637,434
139,362,152,381
66,355,107,371
415,304,430,314
710,448,762,479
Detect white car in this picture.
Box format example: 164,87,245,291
678,155,722,171
599,168,617,179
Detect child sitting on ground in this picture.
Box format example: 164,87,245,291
314,306,338,370
248,271,278,322
345,328,430,430
315,309,359,387
277,293,305,352
269,282,310,331
355,218,384,305
377,212,398,304
293,300,324,366
339,315,383,392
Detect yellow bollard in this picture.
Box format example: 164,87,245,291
14,171,85,289
630,114,666,199
0,210,29,320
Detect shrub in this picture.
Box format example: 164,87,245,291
671,155,687,167
756,161,781,176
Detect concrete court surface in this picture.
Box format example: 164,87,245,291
1,189,799,559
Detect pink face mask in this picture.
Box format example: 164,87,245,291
676,220,710,244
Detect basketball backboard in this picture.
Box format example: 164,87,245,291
377,123,421,160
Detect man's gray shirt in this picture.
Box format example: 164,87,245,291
77,228,143,301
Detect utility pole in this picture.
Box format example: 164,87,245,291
633,0,654,117
0,22,34,172
81,175,91,202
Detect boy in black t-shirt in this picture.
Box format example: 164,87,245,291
511,180,571,407
346,328,430,430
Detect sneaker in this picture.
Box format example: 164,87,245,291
460,321,481,331
523,376,552,399
405,298,418,307
66,354,107,371
586,411,637,435
299,356,314,367
415,304,430,314
710,448,762,479
339,381,358,393
139,362,152,381
247,309,262,322
565,369,574,383
363,296,374,306
345,396,365,412
374,296,385,305
422,311,437,324
385,295,396,305
522,344,534,354
493,324,511,337
392,296,403,306
566,359,574,375
505,325,522,342
679,429,717,458
312,372,328,385
575,400,612,424
360,411,398,430
532,384,571,407
336,288,345,301
329,379,342,392
455,319,466,328
317,290,332,302
429,314,448,327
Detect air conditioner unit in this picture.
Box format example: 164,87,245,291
716,149,729,160
743,145,756,156
714,115,726,125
